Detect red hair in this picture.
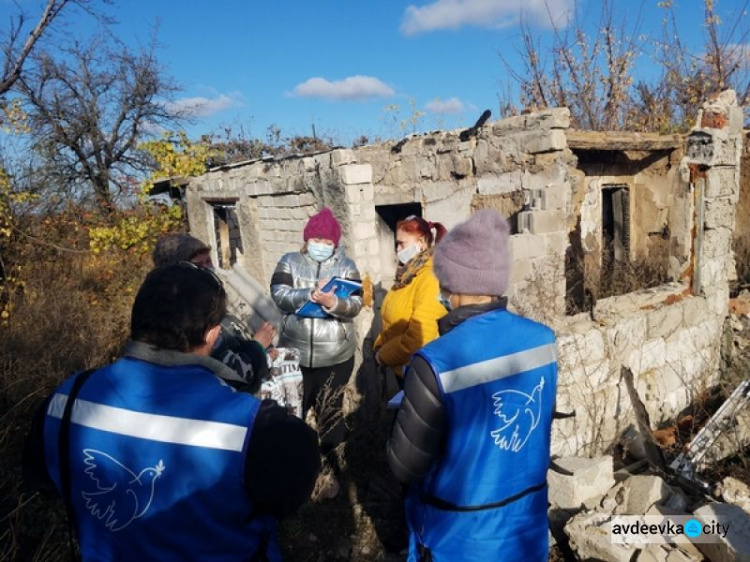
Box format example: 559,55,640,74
396,215,447,247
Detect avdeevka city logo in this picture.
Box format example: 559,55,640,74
684,519,702,538
610,515,729,544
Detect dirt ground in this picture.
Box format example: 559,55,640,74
280,407,408,562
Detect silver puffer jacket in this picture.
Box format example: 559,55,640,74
270,248,362,368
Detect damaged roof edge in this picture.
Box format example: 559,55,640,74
205,147,344,173
566,130,683,151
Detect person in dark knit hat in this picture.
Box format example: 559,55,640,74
153,233,213,269
386,209,558,562
270,207,362,501
152,233,277,393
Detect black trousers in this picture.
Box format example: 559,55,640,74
301,355,354,463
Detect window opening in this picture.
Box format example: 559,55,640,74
374,202,422,286
602,185,630,267
211,202,242,269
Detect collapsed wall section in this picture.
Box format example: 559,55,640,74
551,91,743,456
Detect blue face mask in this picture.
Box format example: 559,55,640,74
437,292,452,311
307,241,334,262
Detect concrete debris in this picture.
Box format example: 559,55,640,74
565,510,637,562
548,455,615,509
549,506,581,547
602,475,676,515
635,544,703,562
564,508,703,562
693,503,750,562
555,453,750,562
715,477,750,514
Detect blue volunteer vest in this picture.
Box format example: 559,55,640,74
43,357,280,561
407,308,557,562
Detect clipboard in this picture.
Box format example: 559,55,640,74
295,277,362,318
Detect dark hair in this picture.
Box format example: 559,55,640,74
131,264,226,352
395,215,447,247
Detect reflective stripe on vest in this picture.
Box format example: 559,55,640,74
438,342,557,394
47,394,248,452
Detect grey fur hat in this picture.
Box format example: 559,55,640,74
152,233,211,267
433,210,511,296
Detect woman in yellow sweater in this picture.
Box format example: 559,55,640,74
374,215,448,387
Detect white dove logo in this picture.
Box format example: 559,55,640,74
489,377,545,453
81,449,165,532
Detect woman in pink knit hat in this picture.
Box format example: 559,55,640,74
270,207,362,500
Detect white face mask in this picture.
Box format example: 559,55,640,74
397,243,420,265
307,241,334,262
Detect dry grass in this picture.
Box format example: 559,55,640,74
0,213,405,562
566,237,671,314
0,217,151,561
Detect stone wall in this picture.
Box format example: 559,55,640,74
184,92,743,457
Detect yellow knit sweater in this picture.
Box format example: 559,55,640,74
373,257,447,376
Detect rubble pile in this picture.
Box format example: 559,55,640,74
548,457,750,562
550,298,750,562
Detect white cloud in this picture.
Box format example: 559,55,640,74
401,0,572,36
290,75,395,101
425,97,465,114
166,94,241,118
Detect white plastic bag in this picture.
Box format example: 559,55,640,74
260,347,304,418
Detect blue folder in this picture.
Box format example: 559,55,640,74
295,277,363,318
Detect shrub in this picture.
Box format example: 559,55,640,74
0,206,174,560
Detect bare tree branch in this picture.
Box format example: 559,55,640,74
18,36,184,207
0,0,77,96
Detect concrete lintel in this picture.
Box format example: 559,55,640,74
566,131,682,152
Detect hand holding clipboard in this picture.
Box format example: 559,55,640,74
296,277,362,318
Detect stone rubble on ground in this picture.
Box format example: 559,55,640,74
601,474,676,515
692,503,750,562
551,455,750,562
715,477,750,514
547,455,616,509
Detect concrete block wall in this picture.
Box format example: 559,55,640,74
184,95,742,457
551,92,743,457
551,287,722,456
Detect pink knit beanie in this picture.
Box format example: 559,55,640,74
433,209,511,296
303,208,341,246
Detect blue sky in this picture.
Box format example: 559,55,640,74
3,0,747,146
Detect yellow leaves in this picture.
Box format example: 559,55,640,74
139,131,216,192
0,99,29,134
89,203,182,256
0,167,39,239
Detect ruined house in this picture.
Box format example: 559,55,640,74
178,90,745,458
